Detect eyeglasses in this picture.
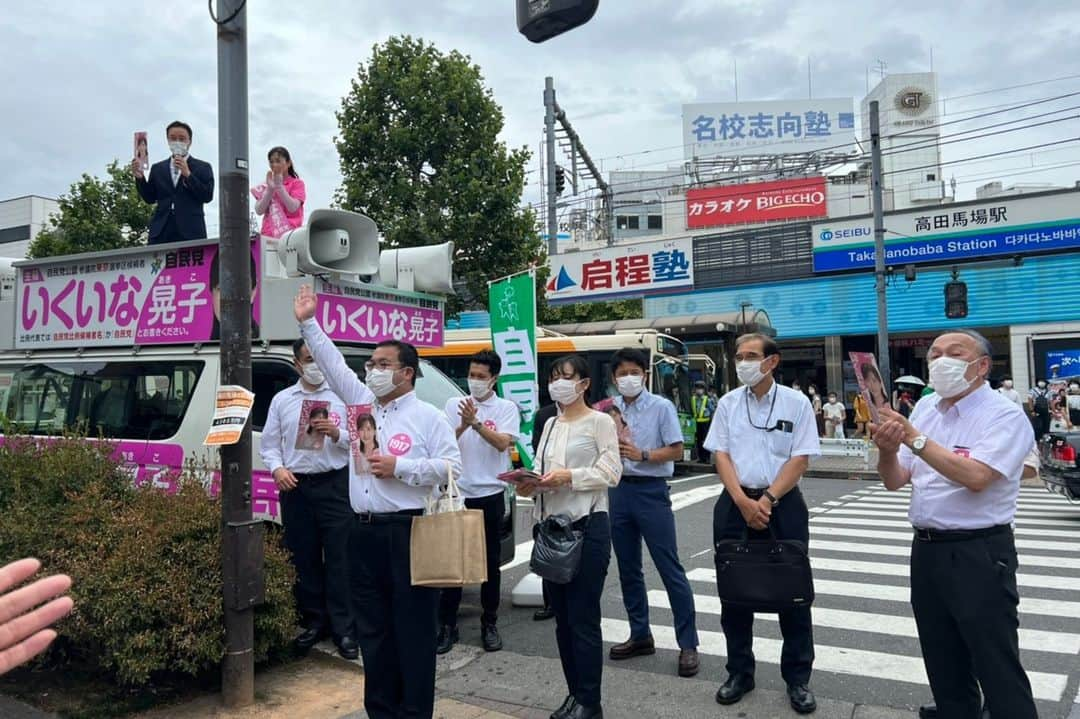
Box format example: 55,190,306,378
364,360,402,371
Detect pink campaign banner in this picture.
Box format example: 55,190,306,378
17,241,261,349
316,280,443,348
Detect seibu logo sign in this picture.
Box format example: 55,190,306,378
686,177,828,229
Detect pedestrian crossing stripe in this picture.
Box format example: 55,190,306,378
810,538,1080,569
685,567,1080,619
599,618,1069,702
812,515,1080,538
806,555,1080,591
812,508,1080,527
810,525,1080,553
646,588,1080,655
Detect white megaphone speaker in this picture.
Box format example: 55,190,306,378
275,209,381,278
378,241,455,294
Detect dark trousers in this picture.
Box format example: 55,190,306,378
695,421,711,462
910,529,1037,719
439,490,504,627
149,212,180,245
279,466,354,640
350,512,439,719
713,486,814,685
1032,410,1049,438
546,512,611,708
609,479,698,649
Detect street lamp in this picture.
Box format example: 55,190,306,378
517,0,600,42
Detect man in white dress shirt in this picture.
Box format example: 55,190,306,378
437,349,519,655
703,333,821,715
874,329,1037,719
294,285,462,719
260,338,356,659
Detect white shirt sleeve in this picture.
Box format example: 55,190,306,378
259,392,286,473
569,413,622,491
299,318,374,406
791,396,821,458
394,411,463,488
499,399,522,438
702,396,729,453
968,406,1035,481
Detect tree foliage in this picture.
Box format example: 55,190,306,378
335,36,546,318
27,161,153,259
541,298,643,326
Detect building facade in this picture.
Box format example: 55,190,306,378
0,195,59,258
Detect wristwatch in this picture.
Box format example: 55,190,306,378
763,489,779,506
471,419,483,430
910,434,929,456
641,450,650,462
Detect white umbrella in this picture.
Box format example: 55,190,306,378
895,375,926,386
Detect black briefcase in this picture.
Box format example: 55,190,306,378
714,527,814,612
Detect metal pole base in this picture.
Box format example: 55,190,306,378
222,646,255,708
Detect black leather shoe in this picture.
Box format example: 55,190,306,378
550,695,576,719
715,674,755,705
481,622,503,652
608,636,655,660
435,624,458,655
294,626,325,652
565,704,602,719
334,635,359,661
917,706,937,719
533,606,555,621
787,684,817,714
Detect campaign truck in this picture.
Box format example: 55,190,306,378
0,209,516,563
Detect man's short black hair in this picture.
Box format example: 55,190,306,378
376,340,421,386
166,120,193,140
470,349,502,377
611,347,648,374
735,333,779,358
292,338,306,360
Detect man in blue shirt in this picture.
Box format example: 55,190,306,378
606,347,700,677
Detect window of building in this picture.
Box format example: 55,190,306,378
616,215,640,231
647,214,663,230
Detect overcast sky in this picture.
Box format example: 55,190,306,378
4,1,1080,234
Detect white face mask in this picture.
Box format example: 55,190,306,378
468,378,494,399
1070,384,1080,393
929,356,979,399
807,388,816,395
366,368,401,398
1037,381,1047,389
301,363,325,386
736,360,769,388
168,140,189,157
1003,380,1013,389
548,378,583,406
616,374,644,398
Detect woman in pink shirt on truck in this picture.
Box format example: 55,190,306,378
252,146,305,238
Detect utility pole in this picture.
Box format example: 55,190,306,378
870,100,891,390
216,0,261,708
544,77,559,257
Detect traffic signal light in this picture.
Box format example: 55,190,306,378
944,277,968,318
555,166,566,196
517,0,599,43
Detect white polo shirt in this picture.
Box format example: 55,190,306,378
259,381,350,475
445,393,520,499
703,381,820,488
301,318,462,513
899,383,1034,530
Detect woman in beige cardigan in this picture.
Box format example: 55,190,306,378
521,354,622,719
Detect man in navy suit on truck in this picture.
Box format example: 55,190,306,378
132,120,215,244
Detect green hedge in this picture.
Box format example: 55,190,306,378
0,435,296,686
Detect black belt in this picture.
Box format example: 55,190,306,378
354,508,423,524
571,511,606,531
913,524,1011,542
740,486,768,499
294,466,346,481
620,475,668,484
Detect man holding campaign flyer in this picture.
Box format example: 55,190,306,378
437,349,520,655
605,347,700,678
294,285,461,719
132,120,214,244
259,338,356,659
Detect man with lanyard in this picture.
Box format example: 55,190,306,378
874,330,1037,719
691,381,714,463
437,349,520,655
294,286,462,719
260,338,357,660
703,333,820,714
606,348,700,678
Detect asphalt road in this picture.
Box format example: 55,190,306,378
439,473,1080,719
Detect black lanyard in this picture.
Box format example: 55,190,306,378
744,385,780,432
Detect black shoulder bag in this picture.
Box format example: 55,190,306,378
714,524,814,612
529,417,585,585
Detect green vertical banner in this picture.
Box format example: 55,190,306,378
489,270,539,469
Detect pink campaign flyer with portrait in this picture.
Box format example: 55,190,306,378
16,240,261,349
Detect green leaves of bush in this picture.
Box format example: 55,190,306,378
0,436,296,686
